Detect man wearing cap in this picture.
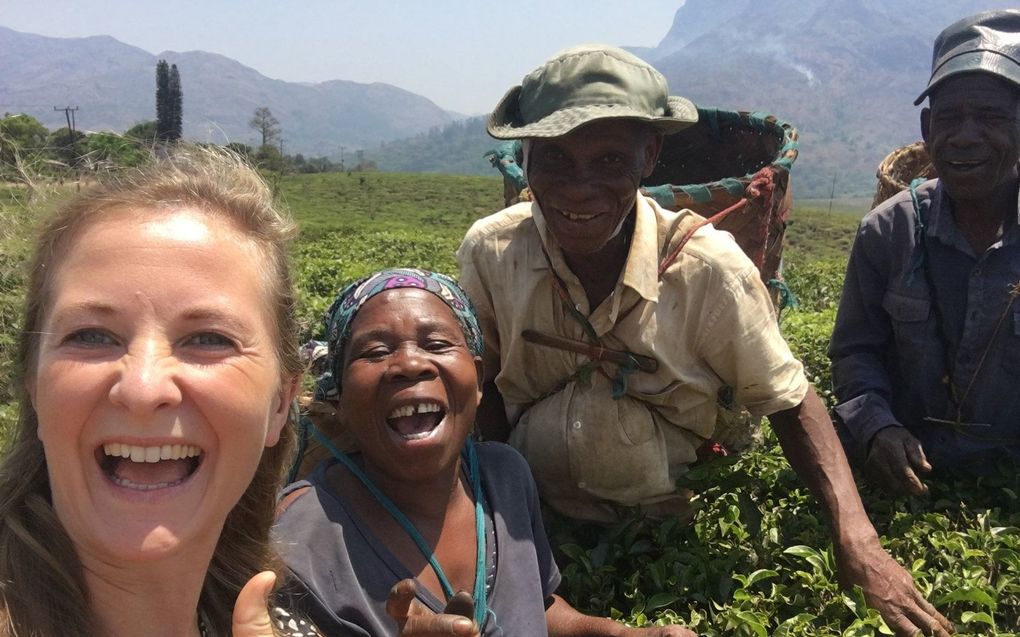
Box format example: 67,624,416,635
830,10,1020,497
458,44,952,637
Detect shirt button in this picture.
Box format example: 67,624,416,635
578,481,586,489
572,420,582,430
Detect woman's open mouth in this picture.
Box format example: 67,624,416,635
97,443,203,491
386,402,445,440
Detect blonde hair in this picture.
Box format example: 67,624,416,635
0,145,301,636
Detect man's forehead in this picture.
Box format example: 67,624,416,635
532,120,653,146
930,72,1020,107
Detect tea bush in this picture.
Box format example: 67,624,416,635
2,173,1017,635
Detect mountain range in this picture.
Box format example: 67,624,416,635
0,25,454,156
1,1,1018,197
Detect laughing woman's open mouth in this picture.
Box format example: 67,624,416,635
386,402,446,440
98,443,204,491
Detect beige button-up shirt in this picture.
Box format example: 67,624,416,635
457,194,808,519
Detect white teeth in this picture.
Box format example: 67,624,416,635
102,442,202,463
387,402,442,419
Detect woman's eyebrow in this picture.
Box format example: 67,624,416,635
48,301,117,324
180,307,253,332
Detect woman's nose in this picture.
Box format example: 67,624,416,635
108,340,182,415
385,344,437,382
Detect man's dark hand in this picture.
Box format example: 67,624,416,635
836,542,954,636
865,426,931,496
386,579,479,637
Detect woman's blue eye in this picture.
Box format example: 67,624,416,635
187,332,234,348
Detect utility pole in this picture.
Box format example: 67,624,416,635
827,173,837,214
340,145,346,170
54,105,79,164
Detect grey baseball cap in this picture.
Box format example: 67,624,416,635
487,44,698,139
915,9,1020,105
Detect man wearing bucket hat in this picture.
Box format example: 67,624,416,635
458,44,951,637
831,10,1020,496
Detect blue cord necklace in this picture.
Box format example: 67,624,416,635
311,425,489,627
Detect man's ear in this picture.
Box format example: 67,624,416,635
642,132,664,179
266,374,302,448
920,107,931,146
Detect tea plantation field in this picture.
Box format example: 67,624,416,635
1,172,1018,635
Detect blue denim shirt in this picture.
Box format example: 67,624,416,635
829,178,1020,469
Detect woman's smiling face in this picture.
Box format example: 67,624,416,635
338,288,482,484
28,207,295,564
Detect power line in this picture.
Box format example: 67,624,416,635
54,105,79,163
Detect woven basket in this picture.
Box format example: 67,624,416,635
872,142,935,209
489,108,799,288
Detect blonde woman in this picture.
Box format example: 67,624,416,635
0,147,306,636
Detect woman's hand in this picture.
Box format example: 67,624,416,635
386,579,480,637
232,571,278,637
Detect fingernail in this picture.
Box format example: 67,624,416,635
453,618,474,635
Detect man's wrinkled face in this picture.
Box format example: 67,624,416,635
525,120,661,257
922,73,1020,204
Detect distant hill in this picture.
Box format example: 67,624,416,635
3,2,1018,198
0,26,454,157
640,0,1018,196
372,0,1017,197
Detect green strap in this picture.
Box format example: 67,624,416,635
310,425,489,626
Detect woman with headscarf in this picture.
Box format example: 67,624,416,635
275,268,695,636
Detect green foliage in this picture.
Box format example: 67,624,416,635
82,132,151,169
124,120,158,145
551,430,1020,635
0,186,33,422
155,59,182,142
293,230,460,339
4,170,1020,634
167,64,183,142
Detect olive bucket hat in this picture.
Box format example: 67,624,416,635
914,9,1020,105
487,44,698,139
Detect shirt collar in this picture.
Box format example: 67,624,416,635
531,193,661,303
927,177,1020,250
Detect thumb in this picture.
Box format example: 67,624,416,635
903,435,932,473
232,571,277,637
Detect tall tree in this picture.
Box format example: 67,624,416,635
168,64,183,141
248,107,280,147
155,59,171,141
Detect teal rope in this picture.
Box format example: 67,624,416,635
310,425,489,626
610,354,640,399
767,278,800,311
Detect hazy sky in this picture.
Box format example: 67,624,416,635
1,1,683,114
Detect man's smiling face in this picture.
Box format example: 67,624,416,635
525,120,661,258
922,73,1020,205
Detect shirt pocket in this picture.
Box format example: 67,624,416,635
881,291,932,369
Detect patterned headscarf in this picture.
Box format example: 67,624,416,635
316,268,483,400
